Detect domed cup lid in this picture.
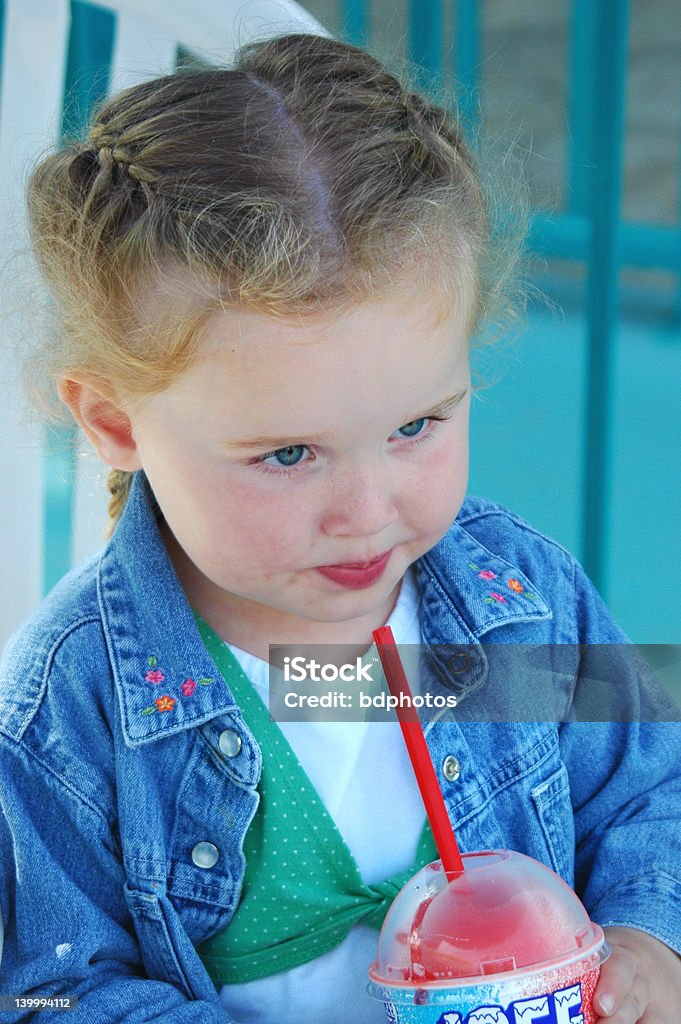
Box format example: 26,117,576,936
368,850,608,995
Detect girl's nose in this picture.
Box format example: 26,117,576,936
320,464,399,538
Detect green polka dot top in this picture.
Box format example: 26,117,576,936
195,616,437,985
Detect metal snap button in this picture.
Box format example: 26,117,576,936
192,842,220,869
219,728,242,757
447,650,473,675
442,754,461,782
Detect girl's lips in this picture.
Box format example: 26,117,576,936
316,550,392,589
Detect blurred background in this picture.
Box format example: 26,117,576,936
0,1,679,672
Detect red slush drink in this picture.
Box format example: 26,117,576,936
368,849,609,1024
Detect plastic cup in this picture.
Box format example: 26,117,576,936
367,849,609,1024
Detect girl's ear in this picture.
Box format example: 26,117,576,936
58,377,143,472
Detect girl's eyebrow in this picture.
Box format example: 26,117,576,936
227,388,468,451
422,388,468,419
228,430,334,451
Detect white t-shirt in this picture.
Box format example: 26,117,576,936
218,569,424,1024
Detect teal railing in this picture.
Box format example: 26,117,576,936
6,0,677,600
344,0,678,595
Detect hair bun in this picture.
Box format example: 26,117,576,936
68,149,100,192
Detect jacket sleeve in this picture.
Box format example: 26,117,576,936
0,735,235,1024
560,560,681,955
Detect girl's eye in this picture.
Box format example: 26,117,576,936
394,418,428,438
261,445,309,468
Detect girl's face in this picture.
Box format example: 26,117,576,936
126,290,472,652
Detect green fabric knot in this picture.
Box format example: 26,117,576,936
359,874,411,929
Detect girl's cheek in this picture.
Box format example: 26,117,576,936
417,442,469,513
419,434,469,483
226,483,311,544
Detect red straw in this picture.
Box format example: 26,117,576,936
373,625,465,875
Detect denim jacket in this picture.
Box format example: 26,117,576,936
1,471,680,1023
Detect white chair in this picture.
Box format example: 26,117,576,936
0,0,328,651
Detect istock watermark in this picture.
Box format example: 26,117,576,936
283,656,375,684
267,644,681,723
269,644,460,721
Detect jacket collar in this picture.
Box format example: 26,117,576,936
98,472,240,747
416,513,552,705
100,475,552,746
417,513,552,645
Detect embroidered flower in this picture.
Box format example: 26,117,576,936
182,678,196,697
145,669,165,684
490,592,507,603
507,578,524,593
155,695,176,712
478,569,497,581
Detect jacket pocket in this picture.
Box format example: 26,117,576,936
531,763,575,879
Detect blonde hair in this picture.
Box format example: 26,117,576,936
26,33,522,531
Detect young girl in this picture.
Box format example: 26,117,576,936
0,32,679,1024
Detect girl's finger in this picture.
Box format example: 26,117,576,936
596,985,648,1024
594,944,637,1017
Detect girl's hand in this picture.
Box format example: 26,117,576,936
593,925,681,1023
